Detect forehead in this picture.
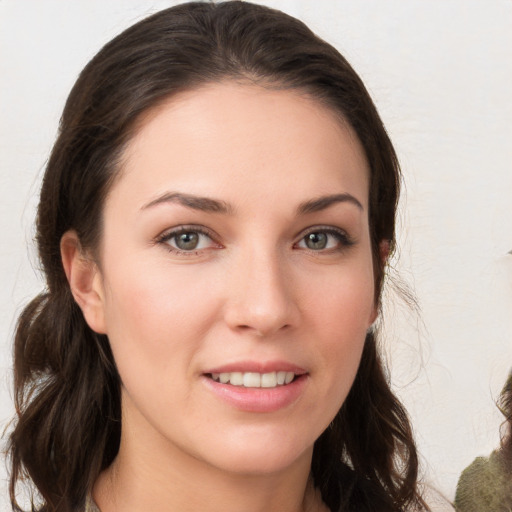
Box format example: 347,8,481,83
113,82,370,211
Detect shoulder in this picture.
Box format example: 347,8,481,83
455,451,512,512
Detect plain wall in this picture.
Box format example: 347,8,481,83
1,0,511,509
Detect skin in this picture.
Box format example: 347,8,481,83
62,82,377,512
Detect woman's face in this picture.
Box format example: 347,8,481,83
92,82,376,475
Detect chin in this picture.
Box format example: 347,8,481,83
195,427,316,476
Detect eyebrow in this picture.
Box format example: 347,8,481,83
141,192,233,214
141,191,363,215
297,193,364,214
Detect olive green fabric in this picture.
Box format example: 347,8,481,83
455,450,512,512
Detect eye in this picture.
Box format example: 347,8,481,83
172,231,204,251
303,232,330,250
296,228,353,252
156,226,218,254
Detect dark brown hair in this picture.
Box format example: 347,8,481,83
8,2,428,511
499,371,512,471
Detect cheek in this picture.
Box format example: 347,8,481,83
306,261,376,338
305,262,375,391
100,259,220,379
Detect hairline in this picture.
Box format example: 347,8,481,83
91,76,374,275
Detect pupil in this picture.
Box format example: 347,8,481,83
306,232,327,250
176,232,199,250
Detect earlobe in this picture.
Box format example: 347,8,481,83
379,239,391,264
60,230,107,334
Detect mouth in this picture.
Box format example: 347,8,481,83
207,371,298,388
203,368,308,412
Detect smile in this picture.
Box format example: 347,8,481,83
209,371,296,388
203,371,307,413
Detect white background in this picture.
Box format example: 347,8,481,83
1,1,511,509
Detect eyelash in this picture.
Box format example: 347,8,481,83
154,226,220,256
154,225,354,256
295,226,354,253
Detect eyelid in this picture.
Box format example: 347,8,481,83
155,224,216,242
154,224,221,254
294,225,354,250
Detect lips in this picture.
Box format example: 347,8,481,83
202,361,308,412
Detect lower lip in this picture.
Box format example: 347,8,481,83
202,375,308,413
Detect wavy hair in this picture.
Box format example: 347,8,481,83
499,371,512,471
8,2,428,511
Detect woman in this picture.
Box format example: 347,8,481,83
8,2,430,511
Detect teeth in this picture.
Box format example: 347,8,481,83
261,372,276,388
243,372,261,387
209,371,297,388
229,372,243,386
284,371,294,384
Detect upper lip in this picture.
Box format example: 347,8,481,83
204,360,307,375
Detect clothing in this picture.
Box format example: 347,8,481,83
84,495,101,512
455,450,512,512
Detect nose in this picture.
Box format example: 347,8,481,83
223,247,299,337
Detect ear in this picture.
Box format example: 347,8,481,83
369,239,392,326
60,230,107,334
379,239,391,264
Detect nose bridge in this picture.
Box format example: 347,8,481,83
224,240,297,336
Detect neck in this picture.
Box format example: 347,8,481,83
94,448,322,512
93,404,326,512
